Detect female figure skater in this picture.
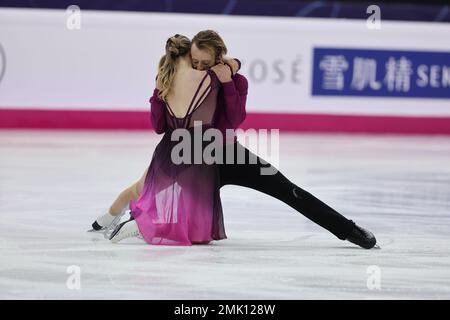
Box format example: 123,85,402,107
108,34,229,245
95,30,377,249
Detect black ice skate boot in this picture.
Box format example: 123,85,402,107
346,224,378,249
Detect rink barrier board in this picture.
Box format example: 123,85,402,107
1,108,450,134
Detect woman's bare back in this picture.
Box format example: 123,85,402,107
166,70,212,119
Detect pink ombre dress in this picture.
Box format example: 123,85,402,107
130,69,226,246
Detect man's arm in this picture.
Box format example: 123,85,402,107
222,72,248,127
222,58,241,76
210,62,248,127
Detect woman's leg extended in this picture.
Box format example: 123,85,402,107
219,142,355,240
108,185,136,216
91,167,149,231
109,167,148,215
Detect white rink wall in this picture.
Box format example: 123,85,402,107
1,8,450,117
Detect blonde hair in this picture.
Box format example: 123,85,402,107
157,34,191,100
192,30,228,63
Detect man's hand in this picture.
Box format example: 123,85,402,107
222,58,240,75
211,62,232,83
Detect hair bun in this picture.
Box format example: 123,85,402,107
168,45,179,58
165,34,189,58
166,35,181,57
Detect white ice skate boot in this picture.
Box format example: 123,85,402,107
109,217,142,243
87,203,131,238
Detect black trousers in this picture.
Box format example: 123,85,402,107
218,142,355,240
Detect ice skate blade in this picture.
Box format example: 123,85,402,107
102,210,131,239
87,228,105,233
109,219,140,243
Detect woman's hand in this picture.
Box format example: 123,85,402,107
211,62,233,83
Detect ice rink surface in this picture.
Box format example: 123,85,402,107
1,130,449,299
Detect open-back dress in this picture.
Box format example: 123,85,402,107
130,69,226,245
